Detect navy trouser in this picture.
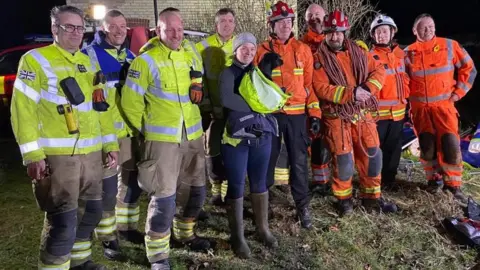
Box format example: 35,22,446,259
222,134,272,199
377,119,404,183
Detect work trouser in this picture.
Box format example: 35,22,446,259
310,137,331,186
222,134,271,199
115,137,143,232
323,115,383,200
274,139,290,186
410,104,462,187
267,113,310,209
33,151,103,269
202,111,227,199
137,137,206,263
376,119,404,184
94,137,142,241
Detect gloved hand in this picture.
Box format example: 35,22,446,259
189,69,203,104
354,85,371,102
309,117,321,136
92,71,109,111
258,52,283,80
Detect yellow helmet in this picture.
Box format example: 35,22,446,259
355,40,369,51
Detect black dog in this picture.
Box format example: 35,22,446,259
258,52,283,81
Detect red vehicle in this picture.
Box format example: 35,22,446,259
0,41,50,134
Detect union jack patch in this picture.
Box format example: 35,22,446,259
18,70,36,81
128,69,140,79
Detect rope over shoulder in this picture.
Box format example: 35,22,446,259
317,39,380,158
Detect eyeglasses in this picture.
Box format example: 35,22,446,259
56,24,86,33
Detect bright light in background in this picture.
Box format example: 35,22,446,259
92,5,106,20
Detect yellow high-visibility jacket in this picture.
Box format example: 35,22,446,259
11,43,119,164
196,34,234,117
121,40,203,143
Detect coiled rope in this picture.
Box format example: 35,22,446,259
318,39,380,158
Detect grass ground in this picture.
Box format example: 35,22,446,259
1,138,480,270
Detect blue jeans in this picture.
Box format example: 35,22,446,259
222,134,272,199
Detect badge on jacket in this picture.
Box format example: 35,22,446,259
77,64,87,73
314,61,322,70
128,69,141,79
18,70,36,81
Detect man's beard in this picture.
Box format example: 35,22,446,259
327,41,342,51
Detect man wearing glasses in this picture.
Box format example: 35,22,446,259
10,5,118,270
81,9,141,261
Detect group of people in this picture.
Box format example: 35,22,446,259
10,1,477,270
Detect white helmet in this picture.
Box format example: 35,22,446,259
370,14,397,35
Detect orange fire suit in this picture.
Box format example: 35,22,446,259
301,29,331,187
254,36,321,209
312,43,386,200
302,29,324,54
404,37,477,187
370,44,410,183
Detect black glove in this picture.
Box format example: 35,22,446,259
117,62,131,96
310,117,321,136
258,52,283,80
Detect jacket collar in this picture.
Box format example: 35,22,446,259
91,31,127,52
233,58,252,70
214,33,234,45
372,42,398,52
415,36,437,49
303,29,324,43
53,42,84,63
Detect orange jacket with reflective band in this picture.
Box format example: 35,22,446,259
404,37,477,109
301,29,325,54
254,37,321,118
312,45,386,116
370,44,410,121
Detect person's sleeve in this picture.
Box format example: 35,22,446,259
303,47,321,118
362,52,386,96
402,62,411,99
452,40,477,99
10,53,45,164
99,85,119,153
219,69,252,112
312,64,355,104
121,56,150,132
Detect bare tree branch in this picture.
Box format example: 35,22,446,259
193,0,297,41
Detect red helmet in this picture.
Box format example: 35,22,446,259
268,1,295,23
323,10,350,32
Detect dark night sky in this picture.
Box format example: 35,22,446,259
374,0,480,44
1,0,479,50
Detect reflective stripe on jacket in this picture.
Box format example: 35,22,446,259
11,43,119,164
370,44,410,121
312,42,386,116
404,37,477,108
195,34,234,115
82,31,136,139
121,40,203,143
254,36,321,118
